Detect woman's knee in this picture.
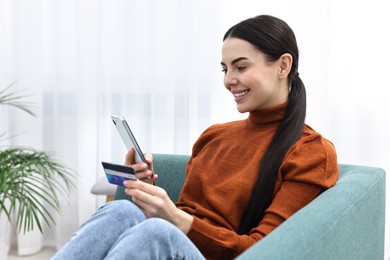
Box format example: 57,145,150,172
98,200,144,220
144,218,183,238
138,218,203,258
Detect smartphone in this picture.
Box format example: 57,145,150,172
102,161,136,186
111,115,152,174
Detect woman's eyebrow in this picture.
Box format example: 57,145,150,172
220,57,249,66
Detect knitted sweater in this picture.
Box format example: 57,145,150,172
176,102,339,259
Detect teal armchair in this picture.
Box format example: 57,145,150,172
114,154,386,260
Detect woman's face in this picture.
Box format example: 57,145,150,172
221,37,289,113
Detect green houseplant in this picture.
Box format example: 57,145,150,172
0,84,75,234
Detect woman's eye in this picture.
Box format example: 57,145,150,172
237,66,246,72
221,68,227,73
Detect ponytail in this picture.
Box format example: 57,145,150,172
237,75,306,235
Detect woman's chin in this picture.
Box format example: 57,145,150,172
236,105,249,114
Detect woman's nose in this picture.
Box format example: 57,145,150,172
224,73,239,88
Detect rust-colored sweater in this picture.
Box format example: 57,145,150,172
176,103,339,259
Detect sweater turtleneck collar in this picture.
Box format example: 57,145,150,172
247,102,287,126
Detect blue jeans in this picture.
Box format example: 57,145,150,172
52,200,204,260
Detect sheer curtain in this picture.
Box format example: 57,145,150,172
1,0,389,258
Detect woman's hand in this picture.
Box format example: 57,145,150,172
124,148,158,184
124,180,194,234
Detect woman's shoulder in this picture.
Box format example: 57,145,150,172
287,124,337,160
282,124,339,187
301,124,335,148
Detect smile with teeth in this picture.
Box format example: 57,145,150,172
233,90,250,97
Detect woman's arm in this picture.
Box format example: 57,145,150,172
123,180,194,234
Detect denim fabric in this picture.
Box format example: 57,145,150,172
52,200,204,260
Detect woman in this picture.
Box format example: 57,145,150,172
52,15,338,260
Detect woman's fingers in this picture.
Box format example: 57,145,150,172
137,173,158,185
124,180,171,218
145,153,154,172
124,148,156,183
124,148,136,165
125,181,158,214
124,179,157,195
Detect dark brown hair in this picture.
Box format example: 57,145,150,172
224,15,306,235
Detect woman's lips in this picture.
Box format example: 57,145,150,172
233,90,250,101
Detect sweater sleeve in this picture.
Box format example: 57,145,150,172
186,134,339,259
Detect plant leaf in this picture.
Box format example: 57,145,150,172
0,82,37,116
0,147,76,234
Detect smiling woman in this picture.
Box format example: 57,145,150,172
219,14,314,236
221,38,291,112
52,15,338,260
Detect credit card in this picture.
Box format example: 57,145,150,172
102,161,137,186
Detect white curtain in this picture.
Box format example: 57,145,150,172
1,0,389,258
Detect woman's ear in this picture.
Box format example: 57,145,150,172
278,53,293,79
